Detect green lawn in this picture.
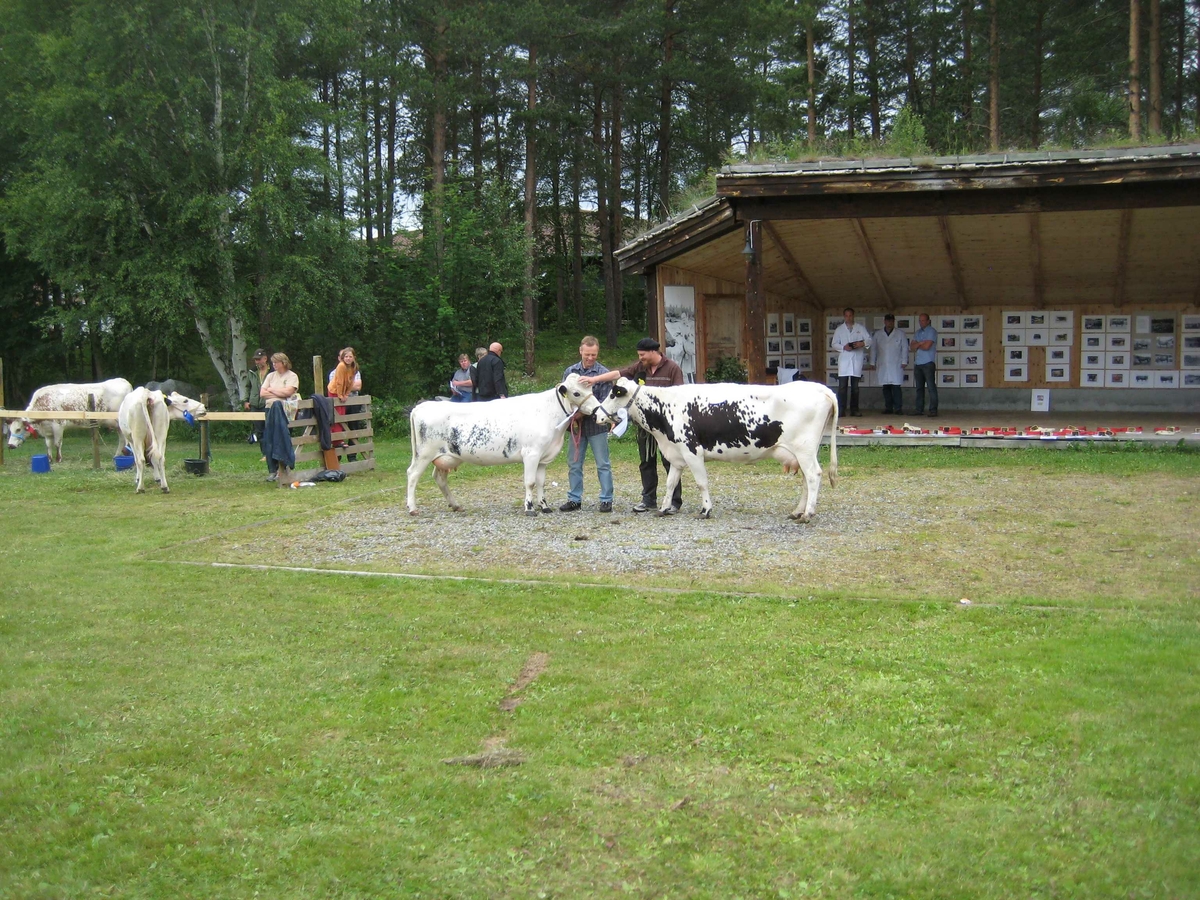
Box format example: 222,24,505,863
2,435,1198,898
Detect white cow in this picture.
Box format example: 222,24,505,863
600,377,839,521
117,388,207,493
407,374,607,516
6,378,133,462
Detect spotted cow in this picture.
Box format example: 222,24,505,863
6,378,133,462
117,388,207,493
406,374,607,516
600,377,839,521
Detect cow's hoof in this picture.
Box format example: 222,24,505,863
136,487,144,494
698,508,712,519
451,504,464,512
161,487,170,494
540,506,552,515
408,509,419,516
524,509,538,518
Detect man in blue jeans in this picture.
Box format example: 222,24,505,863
559,336,615,513
910,312,939,417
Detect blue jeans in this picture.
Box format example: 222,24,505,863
450,391,472,403
914,363,938,413
567,430,613,504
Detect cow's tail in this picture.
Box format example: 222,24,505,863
139,392,160,461
825,392,839,487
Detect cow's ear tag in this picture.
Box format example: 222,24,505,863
183,411,196,425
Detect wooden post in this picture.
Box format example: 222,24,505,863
313,355,324,397
744,220,766,384
643,268,659,344
200,393,210,461
88,394,101,469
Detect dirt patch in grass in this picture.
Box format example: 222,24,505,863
180,457,1199,607
498,651,549,711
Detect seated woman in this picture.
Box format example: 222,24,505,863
260,352,300,483
450,353,474,402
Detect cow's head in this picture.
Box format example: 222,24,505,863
163,392,207,423
556,373,608,422
5,419,33,449
599,377,640,418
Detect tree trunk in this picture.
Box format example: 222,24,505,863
847,3,856,139
359,65,372,245
807,18,817,142
552,155,566,325
386,70,397,239
865,0,881,139
904,1,920,114
988,0,999,150
471,57,484,198
594,90,617,349
523,45,538,377
611,81,624,335
658,0,677,217
321,77,331,204
1032,0,1044,147
571,109,584,331
1129,0,1142,139
333,74,345,217
1173,0,1184,134
1148,0,1162,136
962,0,974,139
430,27,448,263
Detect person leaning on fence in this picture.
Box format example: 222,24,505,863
559,336,614,513
327,347,363,460
246,348,270,445
450,353,474,402
260,352,300,484
582,336,685,514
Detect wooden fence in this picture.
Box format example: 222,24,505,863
0,355,376,479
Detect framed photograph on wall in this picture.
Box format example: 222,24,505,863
961,335,982,349
939,315,960,332
1028,330,1048,346
1003,330,1025,345
1004,312,1026,327
1083,352,1104,367
1183,372,1200,387
796,355,813,371
1049,331,1072,345
1155,371,1179,388
1132,338,1152,351
1181,352,1200,369
1107,315,1131,333
1131,353,1153,368
940,354,958,368
1130,372,1154,388
1106,370,1127,386
1006,347,1027,363
962,371,984,387
1050,312,1073,327
827,316,842,333
1081,370,1104,386
827,351,840,368
1107,334,1128,349
767,339,781,354
1046,365,1069,382
767,313,780,336
797,318,812,334
960,315,983,332
1084,335,1103,349
961,354,983,369
1083,316,1105,332
940,335,957,349
895,315,913,330
1027,312,1047,327
766,358,780,371
783,313,795,335
1048,347,1070,363
781,355,798,370
872,316,886,331
1150,316,1176,334
1004,365,1029,382
1106,351,1129,368
1182,315,1200,332
782,338,796,353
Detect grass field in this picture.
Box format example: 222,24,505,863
2,433,1198,898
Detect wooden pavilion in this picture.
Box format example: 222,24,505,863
616,144,1200,412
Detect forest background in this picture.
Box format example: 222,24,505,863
2,0,1198,407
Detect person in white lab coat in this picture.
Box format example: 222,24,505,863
831,307,873,416
869,313,910,415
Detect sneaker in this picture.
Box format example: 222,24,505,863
559,500,581,512
267,473,278,482
598,501,613,512
928,410,938,418
632,502,650,513
660,505,680,516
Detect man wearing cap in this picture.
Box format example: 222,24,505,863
869,314,909,415
582,336,685,514
246,349,270,444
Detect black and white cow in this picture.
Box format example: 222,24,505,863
6,378,133,462
600,377,839,521
406,374,607,516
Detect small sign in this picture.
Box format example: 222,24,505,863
1031,389,1050,413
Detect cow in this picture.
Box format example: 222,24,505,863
407,374,607,516
117,388,207,493
600,377,839,522
6,378,134,462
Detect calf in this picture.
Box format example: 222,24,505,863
6,378,133,462
117,388,207,493
407,374,605,516
600,377,838,521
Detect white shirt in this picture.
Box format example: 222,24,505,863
832,322,873,378
870,327,909,384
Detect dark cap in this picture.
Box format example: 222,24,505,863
253,348,268,359
635,337,660,352
884,313,895,321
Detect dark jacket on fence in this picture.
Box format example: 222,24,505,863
262,402,295,473
474,351,508,401
310,393,335,451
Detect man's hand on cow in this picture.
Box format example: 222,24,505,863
577,376,596,387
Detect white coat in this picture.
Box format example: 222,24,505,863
832,322,873,378
870,327,910,384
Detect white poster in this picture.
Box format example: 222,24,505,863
663,286,697,383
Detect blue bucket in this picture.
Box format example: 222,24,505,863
114,454,136,471
31,454,51,474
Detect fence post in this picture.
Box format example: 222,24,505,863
0,357,5,467
200,393,210,460
312,356,324,397
88,394,101,469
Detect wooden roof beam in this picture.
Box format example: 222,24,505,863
763,221,824,310
938,216,968,308
1028,213,1044,308
1113,209,1133,308
851,218,895,309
